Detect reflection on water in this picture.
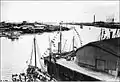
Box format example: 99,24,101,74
1,26,118,81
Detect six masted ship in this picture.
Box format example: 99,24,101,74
10,20,120,81
44,21,120,81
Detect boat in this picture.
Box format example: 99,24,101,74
11,21,120,81
44,23,120,81
12,36,57,82
5,31,20,41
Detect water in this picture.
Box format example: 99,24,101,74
1,26,118,81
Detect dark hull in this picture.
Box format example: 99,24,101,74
45,59,100,81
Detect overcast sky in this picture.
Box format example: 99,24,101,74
1,1,119,22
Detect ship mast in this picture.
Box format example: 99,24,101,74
72,36,75,51
59,22,62,53
58,22,62,53
49,37,52,62
34,37,37,67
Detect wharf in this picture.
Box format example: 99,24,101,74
56,58,120,81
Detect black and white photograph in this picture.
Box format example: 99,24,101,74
0,0,120,81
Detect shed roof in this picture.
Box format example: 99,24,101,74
76,37,120,57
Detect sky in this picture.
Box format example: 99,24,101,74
1,1,120,81
1,1,120,23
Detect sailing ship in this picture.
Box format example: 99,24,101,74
12,36,57,82
44,22,120,81
11,20,120,81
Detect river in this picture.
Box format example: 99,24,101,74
1,26,118,81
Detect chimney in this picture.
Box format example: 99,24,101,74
94,15,95,23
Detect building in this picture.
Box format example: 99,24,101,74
75,37,120,76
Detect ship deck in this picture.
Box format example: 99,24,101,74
56,58,120,81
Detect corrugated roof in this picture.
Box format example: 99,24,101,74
76,37,120,57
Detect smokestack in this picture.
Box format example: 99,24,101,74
94,15,95,23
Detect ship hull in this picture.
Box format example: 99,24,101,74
45,59,100,81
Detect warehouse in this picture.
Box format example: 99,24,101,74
75,37,120,76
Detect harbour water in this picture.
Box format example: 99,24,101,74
1,26,118,81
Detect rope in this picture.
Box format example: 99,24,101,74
51,32,59,47
73,27,82,46
62,40,67,52
44,32,59,55
29,39,34,65
74,38,78,49
69,41,72,51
